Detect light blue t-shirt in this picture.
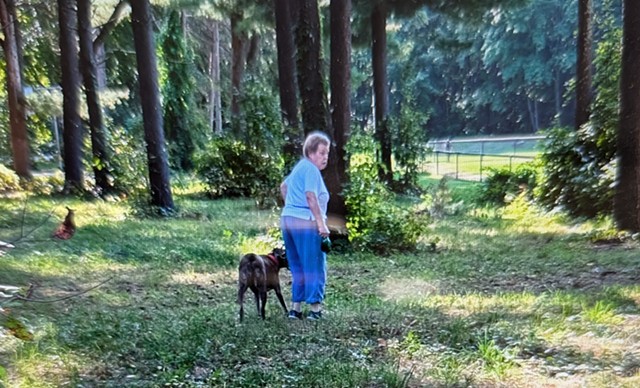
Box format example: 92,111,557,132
282,158,329,221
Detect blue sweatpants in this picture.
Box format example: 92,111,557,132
281,216,326,305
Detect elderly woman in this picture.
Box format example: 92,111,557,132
280,131,331,320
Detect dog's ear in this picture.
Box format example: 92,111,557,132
273,247,286,259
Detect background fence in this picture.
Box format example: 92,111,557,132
422,135,545,181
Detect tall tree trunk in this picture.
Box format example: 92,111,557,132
615,0,640,231
209,20,222,134
372,3,392,184
230,11,246,137
554,70,562,125
274,0,300,170
0,0,30,178
246,33,260,72
295,0,329,135
58,0,84,192
130,0,174,210
326,0,351,222
575,0,593,130
78,0,113,195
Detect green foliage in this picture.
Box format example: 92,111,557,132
194,138,282,208
390,71,429,194
536,127,614,218
476,332,514,376
533,3,619,220
582,300,622,325
420,176,465,218
0,164,20,192
108,125,149,196
20,171,64,196
159,10,204,171
344,133,428,254
482,161,541,204
235,76,284,153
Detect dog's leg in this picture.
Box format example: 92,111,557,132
260,290,267,319
274,285,288,314
251,287,261,318
238,283,248,322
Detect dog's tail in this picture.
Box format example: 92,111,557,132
240,253,267,289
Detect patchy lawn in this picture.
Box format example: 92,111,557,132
1,189,639,387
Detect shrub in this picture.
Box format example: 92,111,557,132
421,176,466,218
344,132,428,254
534,7,619,219
535,127,614,218
108,125,149,196
20,171,64,195
0,165,20,192
482,161,540,205
194,139,282,208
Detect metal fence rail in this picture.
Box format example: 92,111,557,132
421,151,536,182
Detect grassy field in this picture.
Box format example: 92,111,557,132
1,181,640,387
422,153,537,181
424,135,542,181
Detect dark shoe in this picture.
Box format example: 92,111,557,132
307,311,322,321
288,310,302,320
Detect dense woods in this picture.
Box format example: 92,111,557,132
0,0,637,230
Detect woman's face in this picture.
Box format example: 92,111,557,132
308,143,330,170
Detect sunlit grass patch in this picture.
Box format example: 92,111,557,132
582,300,624,325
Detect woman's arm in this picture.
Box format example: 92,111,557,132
306,191,329,237
280,182,287,202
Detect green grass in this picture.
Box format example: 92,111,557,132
1,187,640,387
422,153,536,181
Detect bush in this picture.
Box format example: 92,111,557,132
534,7,619,219
108,125,149,196
20,171,64,195
535,127,614,218
482,161,540,205
344,132,428,254
194,139,282,208
0,165,20,192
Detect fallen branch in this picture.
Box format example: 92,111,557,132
3,277,113,304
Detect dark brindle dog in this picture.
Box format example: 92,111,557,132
237,248,288,321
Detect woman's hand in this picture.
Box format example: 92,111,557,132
317,221,330,237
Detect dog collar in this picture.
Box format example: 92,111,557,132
267,254,278,265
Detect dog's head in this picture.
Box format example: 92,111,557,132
270,247,288,269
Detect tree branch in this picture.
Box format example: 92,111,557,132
93,0,130,51
9,277,113,304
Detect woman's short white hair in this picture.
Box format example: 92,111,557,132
303,131,331,157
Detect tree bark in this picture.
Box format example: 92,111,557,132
209,20,222,134
246,33,260,72
372,3,392,184
274,0,301,170
0,0,30,178
230,11,246,137
326,0,351,221
575,0,593,130
130,0,174,210
78,0,113,195
615,0,640,231
58,0,84,191
295,0,329,135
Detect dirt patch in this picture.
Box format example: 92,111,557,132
461,268,640,295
